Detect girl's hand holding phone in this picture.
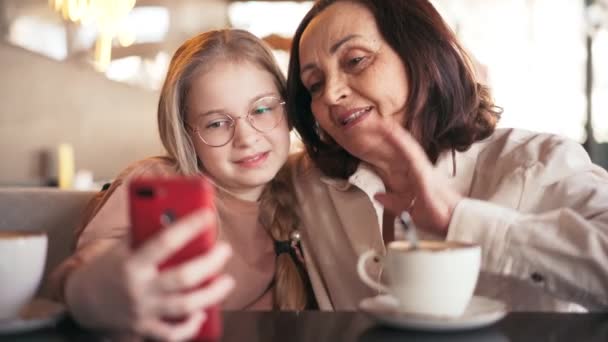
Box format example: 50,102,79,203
66,209,234,342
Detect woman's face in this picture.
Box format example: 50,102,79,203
185,61,290,201
299,1,409,162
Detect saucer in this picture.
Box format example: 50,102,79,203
0,298,66,334
359,294,506,332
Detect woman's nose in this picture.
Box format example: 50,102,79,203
323,73,350,105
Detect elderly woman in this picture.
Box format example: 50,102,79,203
286,0,608,311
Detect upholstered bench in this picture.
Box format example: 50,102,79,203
0,188,96,298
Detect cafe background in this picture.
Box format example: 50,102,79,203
0,0,606,189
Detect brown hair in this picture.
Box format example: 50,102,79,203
286,0,502,179
157,29,309,310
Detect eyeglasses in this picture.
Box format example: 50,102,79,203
190,96,285,147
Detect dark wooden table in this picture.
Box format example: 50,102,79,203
1,311,607,342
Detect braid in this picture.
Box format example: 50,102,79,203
259,164,308,310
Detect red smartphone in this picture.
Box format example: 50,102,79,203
128,177,221,341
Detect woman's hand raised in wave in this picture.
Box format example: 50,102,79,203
372,123,463,236
65,209,234,342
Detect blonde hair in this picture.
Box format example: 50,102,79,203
157,29,309,310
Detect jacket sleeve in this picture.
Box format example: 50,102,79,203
446,137,608,310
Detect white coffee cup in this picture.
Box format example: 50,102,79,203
0,231,47,320
357,240,480,317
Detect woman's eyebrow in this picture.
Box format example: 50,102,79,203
330,34,361,54
300,34,362,74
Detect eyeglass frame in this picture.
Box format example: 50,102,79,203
186,96,286,148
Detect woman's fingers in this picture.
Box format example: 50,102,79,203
383,122,433,179
131,209,216,266
374,123,461,233
156,275,235,317
155,242,232,293
136,311,206,342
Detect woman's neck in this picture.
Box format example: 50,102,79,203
371,164,395,191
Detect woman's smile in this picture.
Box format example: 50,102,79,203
334,106,373,129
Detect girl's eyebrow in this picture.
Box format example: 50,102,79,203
199,109,225,117
197,91,280,117
249,91,279,105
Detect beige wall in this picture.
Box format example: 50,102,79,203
0,0,232,185
0,42,162,185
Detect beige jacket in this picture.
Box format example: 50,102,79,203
291,128,608,311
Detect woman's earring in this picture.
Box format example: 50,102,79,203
314,121,328,142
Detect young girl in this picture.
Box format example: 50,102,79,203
50,29,312,341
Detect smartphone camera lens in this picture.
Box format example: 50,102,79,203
160,210,176,226
136,187,155,198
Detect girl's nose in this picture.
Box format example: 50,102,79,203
231,117,260,147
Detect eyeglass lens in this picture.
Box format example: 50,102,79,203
195,96,284,147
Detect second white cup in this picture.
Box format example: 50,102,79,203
0,231,47,320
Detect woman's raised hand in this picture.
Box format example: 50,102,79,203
66,209,234,342
372,123,463,236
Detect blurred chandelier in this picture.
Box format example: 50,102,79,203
48,0,137,71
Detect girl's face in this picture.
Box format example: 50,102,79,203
185,61,290,201
298,1,409,163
